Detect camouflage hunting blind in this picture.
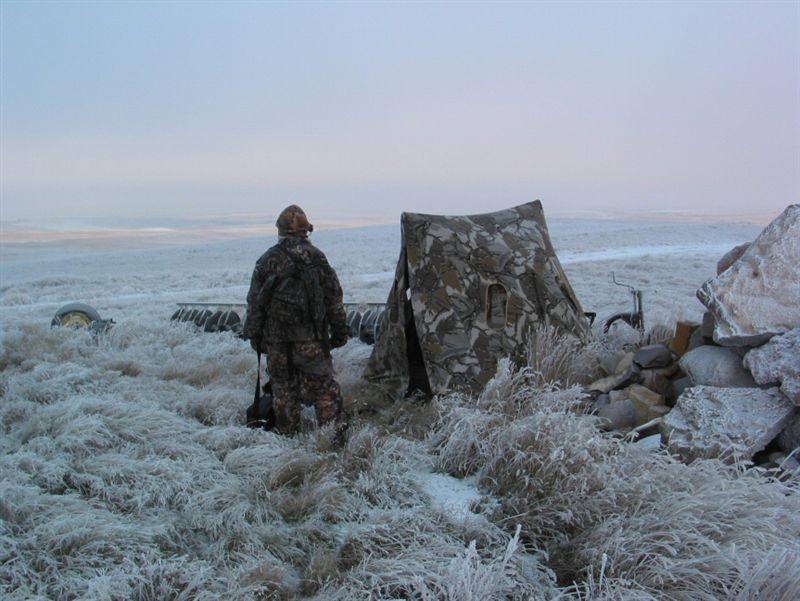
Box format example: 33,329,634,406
365,200,591,399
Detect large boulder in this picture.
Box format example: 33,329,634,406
696,204,800,347
743,328,800,406
679,345,756,387
660,386,794,463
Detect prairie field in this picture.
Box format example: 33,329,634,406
2,216,798,600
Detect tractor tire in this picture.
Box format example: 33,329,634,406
360,310,380,344
347,310,362,338
51,303,102,328
203,311,223,332
194,310,213,328
218,311,242,333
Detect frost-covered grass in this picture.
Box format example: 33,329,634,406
1,319,554,600
3,321,798,600
4,217,797,599
429,359,800,600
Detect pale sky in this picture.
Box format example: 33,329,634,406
1,0,798,225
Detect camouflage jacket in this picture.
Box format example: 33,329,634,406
245,236,347,347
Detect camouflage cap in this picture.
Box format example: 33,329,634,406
276,205,314,236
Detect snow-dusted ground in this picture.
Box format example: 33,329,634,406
3,214,798,600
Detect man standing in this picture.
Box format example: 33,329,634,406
245,205,349,439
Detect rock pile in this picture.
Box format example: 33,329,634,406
590,204,800,472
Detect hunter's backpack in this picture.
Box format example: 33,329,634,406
264,250,328,340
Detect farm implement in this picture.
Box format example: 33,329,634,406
51,301,388,345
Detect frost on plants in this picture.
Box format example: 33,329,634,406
2,218,797,599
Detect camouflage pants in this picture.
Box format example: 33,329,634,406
264,340,344,435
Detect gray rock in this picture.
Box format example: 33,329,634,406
576,414,609,430
766,452,800,474
601,350,630,376
701,311,716,339
593,393,610,411
679,345,757,387
716,242,751,275
596,399,637,431
777,410,800,455
779,455,800,474
635,434,663,450
743,328,800,405
670,376,691,404
688,313,715,353
633,344,674,369
687,327,706,353
697,204,800,346
627,384,670,425
609,389,627,403
588,364,640,393
660,386,794,463
640,364,679,399
614,352,635,374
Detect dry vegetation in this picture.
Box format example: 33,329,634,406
1,318,799,600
